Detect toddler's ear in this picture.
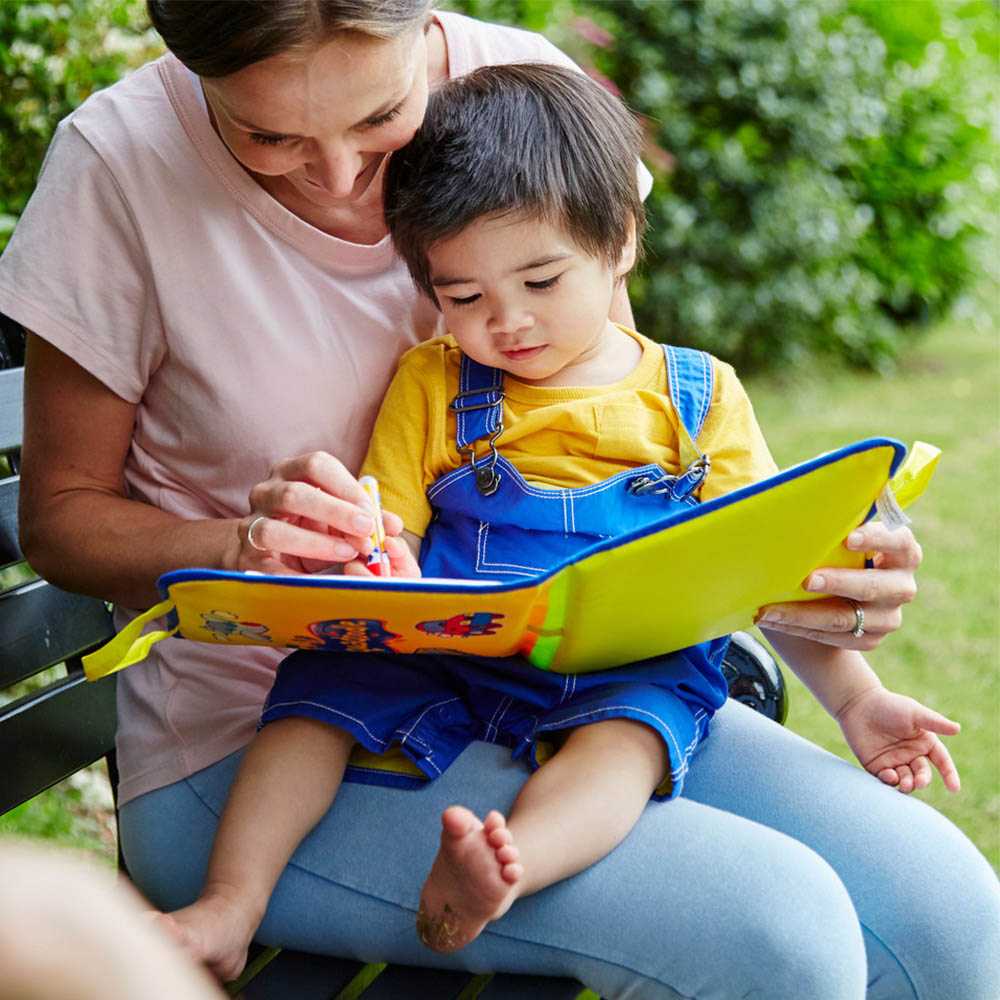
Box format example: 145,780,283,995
615,217,638,279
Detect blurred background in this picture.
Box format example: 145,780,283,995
1,0,997,871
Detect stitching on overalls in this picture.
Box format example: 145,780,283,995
397,696,462,745
484,695,513,743
264,700,388,746
475,521,549,575
536,704,685,775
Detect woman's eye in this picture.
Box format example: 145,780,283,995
249,132,290,146
526,275,560,291
448,294,480,308
364,104,403,129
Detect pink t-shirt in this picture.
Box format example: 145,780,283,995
0,12,616,805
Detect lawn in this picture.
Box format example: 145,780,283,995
742,295,999,872
3,293,997,875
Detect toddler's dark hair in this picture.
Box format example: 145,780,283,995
384,62,646,302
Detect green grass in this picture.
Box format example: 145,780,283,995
742,302,999,872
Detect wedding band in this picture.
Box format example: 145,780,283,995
247,515,269,552
845,598,865,638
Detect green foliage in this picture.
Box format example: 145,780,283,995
846,0,999,327
444,0,998,370
0,0,158,250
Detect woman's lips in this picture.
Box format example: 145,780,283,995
502,345,545,362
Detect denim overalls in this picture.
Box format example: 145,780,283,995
263,344,730,798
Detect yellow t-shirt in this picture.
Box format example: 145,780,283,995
361,327,778,538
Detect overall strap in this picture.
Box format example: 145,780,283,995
626,344,714,502
451,354,505,450
449,353,506,495
662,344,714,460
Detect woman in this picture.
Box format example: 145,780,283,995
1,2,996,997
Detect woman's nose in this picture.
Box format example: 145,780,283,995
306,139,360,197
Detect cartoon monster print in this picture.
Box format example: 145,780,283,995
200,610,273,643
416,611,505,638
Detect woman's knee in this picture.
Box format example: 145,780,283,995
724,846,866,1000
541,813,868,1000
865,824,1000,1000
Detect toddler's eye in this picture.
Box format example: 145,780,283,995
249,132,290,146
526,275,560,291
448,294,481,308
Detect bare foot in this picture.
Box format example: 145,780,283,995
151,888,261,983
417,806,524,952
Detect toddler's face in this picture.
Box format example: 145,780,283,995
426,213,627,387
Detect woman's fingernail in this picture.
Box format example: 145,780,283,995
758,610,780,624
805,574,825,592
334,542,358,560
847,531,864,548
352,513,374,534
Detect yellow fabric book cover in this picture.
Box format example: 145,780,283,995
83,438,939,681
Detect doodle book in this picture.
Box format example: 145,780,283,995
82,438,939,681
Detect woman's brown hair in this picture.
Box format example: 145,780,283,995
147,0,434,77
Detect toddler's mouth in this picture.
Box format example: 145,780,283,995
502,345,545,362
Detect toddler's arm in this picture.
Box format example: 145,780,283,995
761,630,961,793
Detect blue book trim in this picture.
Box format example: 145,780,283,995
158,437,906,599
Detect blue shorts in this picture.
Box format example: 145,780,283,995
260,645,728,799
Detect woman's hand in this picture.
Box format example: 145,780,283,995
835,685,961,793
227,452,404,575
756,523,922,650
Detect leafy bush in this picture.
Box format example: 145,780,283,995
0,0,159,252
446,0,998,370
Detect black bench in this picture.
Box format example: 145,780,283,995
0,348,785,999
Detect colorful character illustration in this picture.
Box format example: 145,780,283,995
200,609,273,643
293,618,403,654
416,611,505,638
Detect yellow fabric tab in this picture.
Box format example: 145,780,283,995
82,599,178,680
889,441,941,510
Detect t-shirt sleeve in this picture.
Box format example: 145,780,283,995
0,119,163,402
359,347,442,537
698,359,778,500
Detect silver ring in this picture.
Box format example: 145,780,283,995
247,515,269,552
845,598,865,638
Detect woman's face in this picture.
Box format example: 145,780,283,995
201,27,431,210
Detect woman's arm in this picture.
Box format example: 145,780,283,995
19,336,381,607
19,336,243,607
756,522,921,650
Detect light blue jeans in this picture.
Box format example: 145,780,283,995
120,700,1000,999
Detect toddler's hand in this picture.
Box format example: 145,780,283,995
836,686,961,793
343,534,422,579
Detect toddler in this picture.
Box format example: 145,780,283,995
163,63,959,978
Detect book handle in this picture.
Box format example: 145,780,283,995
82,599,178,681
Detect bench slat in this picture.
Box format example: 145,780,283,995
235,949,365,999
0,476,18,567
0,578,115,688
0,367,23,455
478,974,592,1000
357,963,478,999
0,669,117,812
